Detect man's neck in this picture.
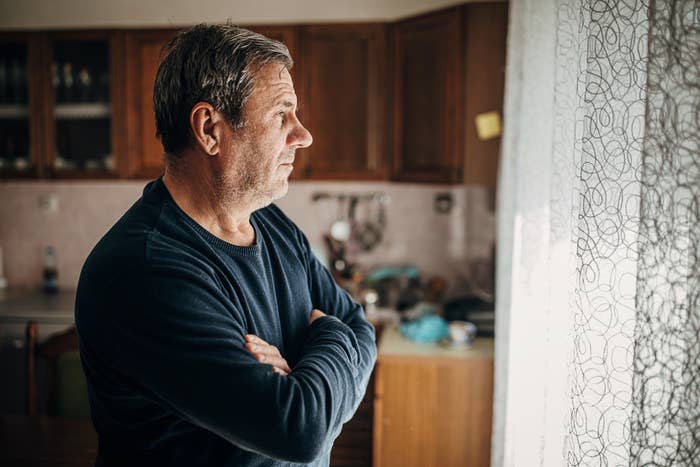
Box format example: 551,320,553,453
162,158,257,247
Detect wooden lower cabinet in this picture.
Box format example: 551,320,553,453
373,332,494,467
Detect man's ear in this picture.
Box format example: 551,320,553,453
189,102,223,156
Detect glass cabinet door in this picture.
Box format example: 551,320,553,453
0,41,32,173
50,38,115,174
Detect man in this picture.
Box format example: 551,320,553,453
75,24,376,466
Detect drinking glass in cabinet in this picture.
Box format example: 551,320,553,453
52,40,113,172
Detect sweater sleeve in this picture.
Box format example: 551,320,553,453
296,228,378,420
80,256,367,464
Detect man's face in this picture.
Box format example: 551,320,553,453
217,63,312,208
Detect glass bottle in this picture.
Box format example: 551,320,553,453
62,62,74,102
42,245,59,294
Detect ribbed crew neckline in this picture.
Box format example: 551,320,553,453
153,177,263,257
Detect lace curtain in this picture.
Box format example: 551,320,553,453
492,0,699,465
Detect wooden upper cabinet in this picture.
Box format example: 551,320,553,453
44,31,127,179
124,30,178,179
1,4,507,183
0,33,42,178
1,31,128,180
462,3,508,188
298,24,388,180
392,8,463,183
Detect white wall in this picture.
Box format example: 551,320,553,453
0,0,490,29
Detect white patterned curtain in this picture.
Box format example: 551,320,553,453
492,0,699,466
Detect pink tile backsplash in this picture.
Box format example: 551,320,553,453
0,179,495,297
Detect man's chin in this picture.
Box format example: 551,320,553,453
255,180,289,208
272,179,290,201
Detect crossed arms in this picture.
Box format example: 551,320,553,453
79,246,377,463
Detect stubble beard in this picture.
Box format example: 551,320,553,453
213,142,291,212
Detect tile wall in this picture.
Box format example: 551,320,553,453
0,179,495,298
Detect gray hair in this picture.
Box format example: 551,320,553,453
153,23,293,159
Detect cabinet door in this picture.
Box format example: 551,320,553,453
0,33,42,178
392,8,463,183
298,24,388,180
124,30,179,179
374,356,493,467
41,31,126,179
462,4,508,188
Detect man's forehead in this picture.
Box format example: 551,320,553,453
255,63,293,89
248,63,297,110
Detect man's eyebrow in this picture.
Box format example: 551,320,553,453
276,99,295,109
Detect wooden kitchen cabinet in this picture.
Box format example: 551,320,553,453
0,33,42,178
392,8,463,183
1,1,507,183
1,31,127,179
43,30,128,179
123,29,179,178
124,23,389,182
392,4,507,186
298,24,388,180
373,328,494,467
462,3,508,188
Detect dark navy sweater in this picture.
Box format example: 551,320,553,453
75,178,376,466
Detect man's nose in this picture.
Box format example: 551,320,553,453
288,119,313,149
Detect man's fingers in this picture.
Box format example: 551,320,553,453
245,341,281,358
244,334,267,345
254,353,291,373
244,335,292,374
309,309,327,324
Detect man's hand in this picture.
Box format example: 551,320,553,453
309,309,327,324
244,309,327,376
244,335,291,376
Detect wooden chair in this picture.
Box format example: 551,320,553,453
25,321,90,417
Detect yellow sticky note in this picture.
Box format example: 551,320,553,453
475,111,502,140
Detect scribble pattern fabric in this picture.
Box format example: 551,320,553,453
493,1,699,466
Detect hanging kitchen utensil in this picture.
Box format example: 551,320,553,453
346,195,360,251
329,195,351,242
356,193,386,252
325,234,347,276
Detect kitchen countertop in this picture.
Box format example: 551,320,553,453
0,289,76,343
0,288,76,324
378,325,494,360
